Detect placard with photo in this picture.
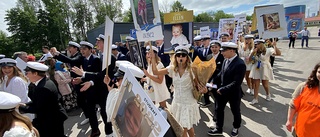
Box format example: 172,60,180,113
111,69,170,137
218,18,235,41
127,40,145,69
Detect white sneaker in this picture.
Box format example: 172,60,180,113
246,88,254,96
266,94,271,101
80,118,89,125
249,99,258,105
106,132,114,137
96,108,101,119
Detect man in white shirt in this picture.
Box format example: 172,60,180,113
297,27,310,48
38,46,53,63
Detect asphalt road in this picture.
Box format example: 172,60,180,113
64,39,320,137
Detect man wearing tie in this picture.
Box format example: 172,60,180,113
198,35,212,61
297,27,310,48
207,42,246,137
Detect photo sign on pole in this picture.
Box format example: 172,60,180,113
233,14,246,41
111,68,170,137
218,18,235,41
255,4,287,39
130,0,164,42
102,16,114,71
200,26,210,37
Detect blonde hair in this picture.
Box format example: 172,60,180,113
248,39,254,50
171,53,192,73
257,43,266,56
0,66,28,84
0,111,37,137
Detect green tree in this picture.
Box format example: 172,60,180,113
194,12,214,22
212,10,234,22
246,14,252,21
170,0,187,12
0,31,14,57
122,8,133,23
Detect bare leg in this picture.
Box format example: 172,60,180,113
143,9,148,24
245,71,251,88
261,80,269,95
141,14,146,24
187,127,195,137
253,79,260,100
183,128,188,137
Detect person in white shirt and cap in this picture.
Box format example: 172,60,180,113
19,62,67,137
38,46,53,63
0,91,39,137
0,54,5,59
142,46,170,108
207,42,246,137
120,36,134,56
112,44,127,61
241,34,255,96
151,44,207,137
297,27,310,48
0,58,33,119
248,39,281,105
193,35,202,47
96,34,105,59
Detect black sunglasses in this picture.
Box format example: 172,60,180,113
176,53,187,57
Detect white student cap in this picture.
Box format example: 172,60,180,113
146,46,159,53
254,39,265,44
125,36,134,41
193,35,202,41
220,32,230,37
201,34,211,40
0,58,17,67
244,34,254,39
0,92,21,113
220,42,238,51
24,62,49,72
210,40,221,47
80,41,94,49
112,44,118,50
68,41,80,48
175,45,190,54
96,34,105,40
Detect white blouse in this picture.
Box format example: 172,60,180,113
1,76,30,103
3,126,36,137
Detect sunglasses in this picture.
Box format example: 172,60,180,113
176,53,187,57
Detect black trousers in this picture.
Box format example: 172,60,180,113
75,85,90,118
86,90,113,134
270,56,275,68
288,37,295,48
215,95,241,131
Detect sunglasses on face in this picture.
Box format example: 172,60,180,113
176,53,187,57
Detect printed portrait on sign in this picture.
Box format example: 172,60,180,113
218,19,235,41
262,13,281,31
163,22,192,53
128,40,145,69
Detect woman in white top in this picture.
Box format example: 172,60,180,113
151,45,207,137
0,92,39,137
238,35,255,95
249,39,281,104
0,58,34,120
142,46,170,108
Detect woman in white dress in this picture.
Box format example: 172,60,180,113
0,58,34,120
142,46,170,108
249,39,281,104
238,35,255,95
0,92,39,137
151,45,207,137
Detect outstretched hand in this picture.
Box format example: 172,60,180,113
80,82,91,92
71,66,84,76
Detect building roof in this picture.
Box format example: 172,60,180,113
305,16,320,22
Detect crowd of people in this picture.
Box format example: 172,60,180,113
0,29,318,137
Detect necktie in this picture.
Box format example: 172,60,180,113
203,48,208,56
83,58,88,70
224,60,230,70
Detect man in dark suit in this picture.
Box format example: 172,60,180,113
197,35,212,61
52,41,91,126
191,35,202,61
207,42,246,137
201,40,225,108
77,41,103,137
20,62,68,137
112,44,127,61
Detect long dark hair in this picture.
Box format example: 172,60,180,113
306,63,320,88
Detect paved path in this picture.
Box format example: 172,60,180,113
64,39,320,137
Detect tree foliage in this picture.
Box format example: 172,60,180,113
212,10,234,22
194,12,214,22
170,0,187,12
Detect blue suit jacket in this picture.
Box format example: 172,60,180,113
197,46,212,61
158,44,170,67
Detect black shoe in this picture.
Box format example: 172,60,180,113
231,128,239,137
89,130,101,137
200,103,211,108
207,128,223,136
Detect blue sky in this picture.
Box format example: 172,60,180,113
1,0,319,35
